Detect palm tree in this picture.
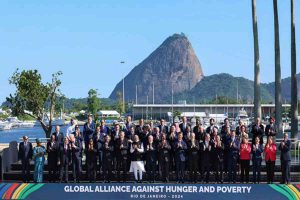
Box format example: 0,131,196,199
252,0,261,119
273,0,283,136
291,0,298,139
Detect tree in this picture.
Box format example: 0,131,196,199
7,69,63,138
252,0,262,119
291,0,298,139
116,91,124,115
87,89,100,116
273,0,283,136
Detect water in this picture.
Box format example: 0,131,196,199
0,126,83,143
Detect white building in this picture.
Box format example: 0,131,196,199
97,110,120,119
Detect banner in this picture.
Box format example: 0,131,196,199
0,183,299,200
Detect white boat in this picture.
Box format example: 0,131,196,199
6,117,35,129
235,108,250,126
0,121,12,131
35,118,65,126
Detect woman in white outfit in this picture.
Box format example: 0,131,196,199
129,135,145,183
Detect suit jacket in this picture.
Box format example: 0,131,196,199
85,147,97,164
158,140,171,163
18,142,33,161
251,124,265,140
252,144,264,160
200,141,212,163
83,122,95,142
279,140,291,161
179,123,190,135
102,141,114,162
174,140,187,162
52,131,64,143
212,144,224,163
145,142,158,163
226,137,240,160
59,143,71,166
265,124,277,137
115,138,129,160
69,139,82,159
158,125,169,134
47,140,59,163
264,143,277,161
187,140,200,160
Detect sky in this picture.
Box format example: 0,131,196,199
0,0,299,103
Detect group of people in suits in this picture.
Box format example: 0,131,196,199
17,115,292,184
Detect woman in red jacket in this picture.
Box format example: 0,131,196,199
264,136,277,184
240,136,251,183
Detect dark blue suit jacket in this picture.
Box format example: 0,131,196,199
18,142,33,161
174,140,187,162
279,140,291,161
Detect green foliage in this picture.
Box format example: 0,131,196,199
6,69,63,137
87,89,101,115
115,91,124,114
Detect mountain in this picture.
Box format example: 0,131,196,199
109,33,204,103
171,73,300,104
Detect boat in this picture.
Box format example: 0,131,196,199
235,108,250,126
0,121,12,131
6,117,35,129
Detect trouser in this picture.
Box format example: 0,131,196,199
98,151,103,174
103,160,113,181
189,159,198,182
146,160,157,181
72,157,82,181
133,168,143,181
281,160,291,184
59,163,69,182
214,160,224,183
159,160,169,181
87,161,96,182
228,157,238,182
117,158,128,182
21,159,30,182
252,158,262,183
266,160,275,183
201,164,210,183
176,161,185,182
240,159,250,183
48,159,58,182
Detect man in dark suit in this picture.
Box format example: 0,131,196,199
174,132,187,183
265,117,277,137
83,115,95,148
18,135,33,183
188,133,200,183
59,137,71,183
179,116,190,135
52,125,64,143
102,135,114,183
158,119,169,134
226,130,240,183
200,133,212,183
158,134,171,182
251,117,265,145
279,133,291,184
206,118,217,135
100,119,110,135
69,134,82,183
135,118,144,136
145,135,158,183
47,134,59,182
93,126,103,176
115,131,129,182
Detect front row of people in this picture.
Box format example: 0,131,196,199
18,131,291,184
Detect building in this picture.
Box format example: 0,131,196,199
97,110,120,119
132,103,291,121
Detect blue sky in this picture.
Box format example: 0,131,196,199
0,0,299,103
